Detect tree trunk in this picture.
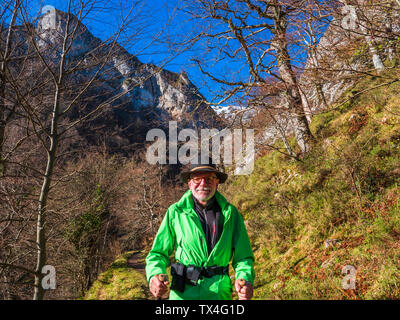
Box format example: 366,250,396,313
33,84,61,300
272,5,314,154
354,4,385,73
0,0,20,176
316,82,328,110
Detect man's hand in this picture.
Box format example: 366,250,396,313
235,278,253,300
150,274,169,299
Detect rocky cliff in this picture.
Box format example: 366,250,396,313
2,9,219,157
255,6,400,153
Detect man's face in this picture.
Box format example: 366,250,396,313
188,171,219,204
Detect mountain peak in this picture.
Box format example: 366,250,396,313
37,7,82,32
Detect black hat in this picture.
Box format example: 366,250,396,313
180,159,228,183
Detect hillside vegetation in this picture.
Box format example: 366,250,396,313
221,70,400,299
84,251,150,300
84,70,400,300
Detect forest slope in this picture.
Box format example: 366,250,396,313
221,69,400,299
85,69,400,300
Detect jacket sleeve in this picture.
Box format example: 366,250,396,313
145,206,176,284
231,207,255,285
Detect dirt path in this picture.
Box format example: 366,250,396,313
127,251,146,274
126,251,169,300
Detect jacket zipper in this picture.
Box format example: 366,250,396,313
185,205,233,265
206,211,232,263
185,209,209,261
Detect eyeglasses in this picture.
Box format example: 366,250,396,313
190,176,218,184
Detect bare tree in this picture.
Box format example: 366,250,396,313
0,0,179,300
285,0,400,119
337,0,387,72
180,0,315,155
20,0,140,300
0,0,22,176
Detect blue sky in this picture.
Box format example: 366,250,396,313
19,0,328,105
25,0,283,105
23,0,231,103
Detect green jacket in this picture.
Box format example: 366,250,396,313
145,189,255,300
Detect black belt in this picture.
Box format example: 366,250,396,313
200,265,229,278
171,263,229,291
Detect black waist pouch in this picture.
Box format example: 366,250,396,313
170,263,186,292
170,263,229,293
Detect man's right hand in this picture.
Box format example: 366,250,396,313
150,274,169,299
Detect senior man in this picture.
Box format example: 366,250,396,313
145,160,255,300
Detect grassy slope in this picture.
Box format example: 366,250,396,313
221,70,400,299
84,71,400,300
84,251,150,300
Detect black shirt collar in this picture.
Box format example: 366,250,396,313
192,194,216,210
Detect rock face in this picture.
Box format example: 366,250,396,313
300,6,400,114
299,17,364,116
255,6,400,152
41,10,216,126
3,9,219,157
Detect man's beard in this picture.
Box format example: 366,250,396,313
193,187,215,202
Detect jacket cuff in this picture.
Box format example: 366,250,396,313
235,271,254,285
146,267,166,284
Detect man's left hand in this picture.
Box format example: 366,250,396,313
234,279,253,300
